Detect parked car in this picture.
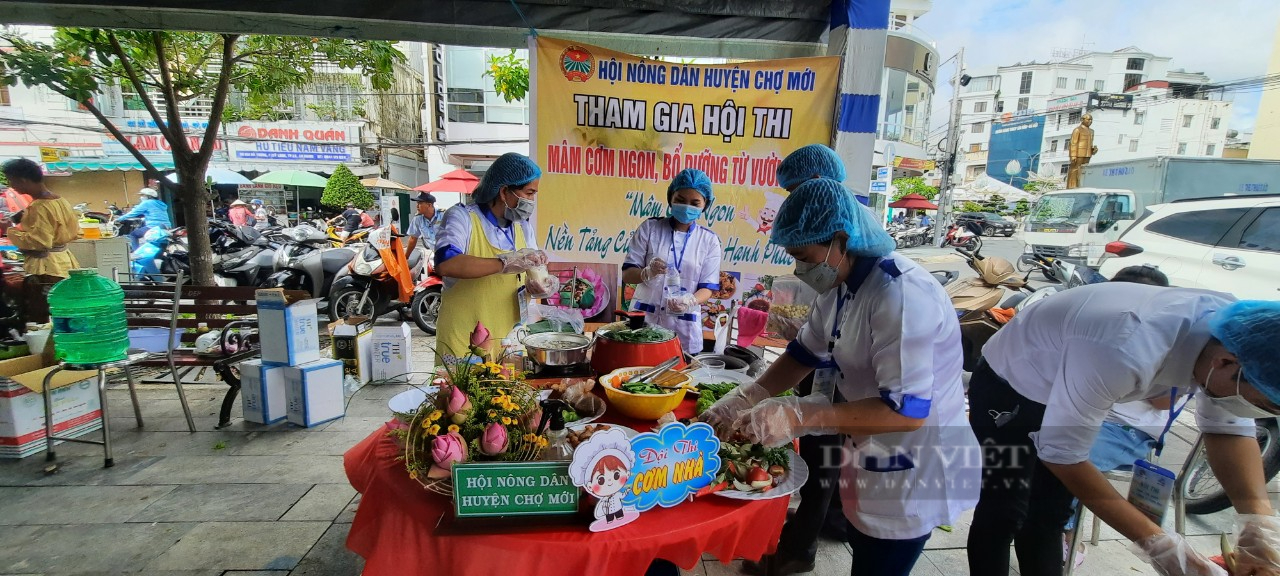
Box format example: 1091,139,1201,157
956,212,1016,237
1097,195,1280,300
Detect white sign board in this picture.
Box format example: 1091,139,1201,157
870,181,888,193
225,122,361,164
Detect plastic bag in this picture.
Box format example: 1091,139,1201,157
766,275,818,340
527,303,585,335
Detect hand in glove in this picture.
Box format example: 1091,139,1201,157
1129,533,1227,576
733,395,839,448
498,248,541,274
1233,514,1280,576
527,249,549,267
527,274,561,298
641,258,667,283
665,293,699,313
699,381,770,432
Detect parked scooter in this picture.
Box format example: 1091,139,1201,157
264,225,357,310
130,227,174,283
946,247,1042,371
409,258,445,335
208,220,279,287
1017,246,1061,282
328,225,426,319
940,223,982,252
326,224,373,247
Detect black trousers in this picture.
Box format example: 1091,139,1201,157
966,360,1076,576
775,373,845,563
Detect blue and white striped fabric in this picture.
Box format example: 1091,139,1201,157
828,0,891,206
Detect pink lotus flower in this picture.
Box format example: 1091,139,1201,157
470,322,491,348
427,431,468,479
480,423,508,455
446,385,473,424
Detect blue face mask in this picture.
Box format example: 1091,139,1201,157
670,203,702,224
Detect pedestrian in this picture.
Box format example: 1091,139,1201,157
621,168,723,356
406,192,443,254
252,199,271,229
118,186,172,250
920,213,931,228
226,199,255,227
967,283,1280,576
2,158,81,323
703,178,980,576
328,202,362,241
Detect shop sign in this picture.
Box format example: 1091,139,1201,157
225,122,360,163
103,133,221,157
39,147,68,162
1047,92,1089,113
452,461,579,518
1088,92,1134,110
893,157,937,171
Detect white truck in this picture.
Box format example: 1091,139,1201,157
1022,157,1280,267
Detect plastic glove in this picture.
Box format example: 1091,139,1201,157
498,248,540,274
1129,533,1227,576
641,258,667,283
733,395,839,448
528,249,550,266
665,293,699,314
699,381,770,431
527,274,561,299
1234,514,1280,575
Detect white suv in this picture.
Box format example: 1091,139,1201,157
1097,196,1280,300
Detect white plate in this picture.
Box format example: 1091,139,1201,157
714,449,809,501
387,385,439,414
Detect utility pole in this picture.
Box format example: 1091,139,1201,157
933,47,965,246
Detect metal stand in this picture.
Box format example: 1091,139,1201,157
42,356,141,468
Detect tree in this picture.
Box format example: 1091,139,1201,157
981,194,1007,213
1012,198,1031,217
485,49,529,103
0,30,403,284
321,164,374,210
891,176,939,201
960,201,985,213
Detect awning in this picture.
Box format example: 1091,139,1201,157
44,158,175,172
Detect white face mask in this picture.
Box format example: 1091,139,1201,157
1201,366,1277,420
794,242,845,295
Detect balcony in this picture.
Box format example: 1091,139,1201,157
1040,149,1068,162
878,122,928,147
965,150,988,162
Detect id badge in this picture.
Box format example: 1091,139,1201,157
516,285,530,325
1127,459,1176,525
813,354,838,401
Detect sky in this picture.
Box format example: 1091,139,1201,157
914,0,1280,136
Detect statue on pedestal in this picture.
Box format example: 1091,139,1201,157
1066,113,1098,189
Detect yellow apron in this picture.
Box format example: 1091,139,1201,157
435,210,528,364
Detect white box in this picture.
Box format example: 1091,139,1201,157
0,356,103,459
330,317,373,387
282,359,345,427
256,289,322,366
238,359,288,424
369,322,412,383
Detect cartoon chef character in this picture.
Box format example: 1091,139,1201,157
568,428,638,530
739,191,784,234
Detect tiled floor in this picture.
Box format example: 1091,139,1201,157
0,331,1271,575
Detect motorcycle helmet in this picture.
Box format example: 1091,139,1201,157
138,187,159,199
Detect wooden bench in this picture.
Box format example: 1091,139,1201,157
120,273,308,429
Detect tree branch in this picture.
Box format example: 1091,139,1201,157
199,34,238,160
105,31,174,144
151,31,190,159
48,86,165,181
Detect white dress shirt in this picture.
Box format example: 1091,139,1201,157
983,282,1254,465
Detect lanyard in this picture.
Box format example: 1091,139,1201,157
669,224,695,274
828,257,879,352
1154,387,1194,459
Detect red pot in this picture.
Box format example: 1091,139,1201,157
590,312,686,375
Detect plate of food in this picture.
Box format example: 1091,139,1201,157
566,422,638,449
706,437,808,500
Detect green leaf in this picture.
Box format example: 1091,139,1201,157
321,164,375,210
890,176,939,201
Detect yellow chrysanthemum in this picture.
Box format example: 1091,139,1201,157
428,410,442,421
409,469,419,480
501,417,513,425
487,410,497,419
490,397,502,405
447,424,459,433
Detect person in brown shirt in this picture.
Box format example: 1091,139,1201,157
4,158,81,323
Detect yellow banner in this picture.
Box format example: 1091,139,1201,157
532,37,840,279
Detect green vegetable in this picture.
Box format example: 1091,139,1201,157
619,382,665,395
561,408,581,423
603,326,674,343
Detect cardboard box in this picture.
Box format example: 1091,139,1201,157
282,359,345,427
369,322,412,383
329,317,373,387
238,359,288,424
0,355,102,458
256,288,321,366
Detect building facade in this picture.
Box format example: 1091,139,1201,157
1251,19,1280,160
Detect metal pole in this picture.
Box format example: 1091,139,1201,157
933,47,965,246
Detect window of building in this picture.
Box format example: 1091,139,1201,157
1017,97,1029,112
1073,78,1084,90
1094,79,1105,91
1049,140,1059,152
1177,142,1188,155
1145,208,1248,246
1182,115,1194,128
1068,111,1082,124
445,46,529,125
1117,134,1125,144
1019,71,1033,94
0,85,9,106
1124,73,1143,91
1126,58,1145,71
1060,164,1070,176
969,143,982,153
1210,117,1221,129
1206,144,1216,156
1134,111,1145,125
1129,139,1139,152
1239,209,1280,253
971,122,985,134
974,101,987,113
1056,114,1063,130
1056,76,1067,89
964,76,994,92
995,100,1004,112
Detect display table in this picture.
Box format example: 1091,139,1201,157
345,408,790,575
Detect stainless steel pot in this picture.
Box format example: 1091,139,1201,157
521,331,594,367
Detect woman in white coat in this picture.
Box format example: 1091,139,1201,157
701,178,980,576
621,168,723,356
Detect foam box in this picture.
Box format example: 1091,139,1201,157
238,359,288,424
282,359,344,427
369,322,412,383
330,317,373,386
256,288,322,366
0,355,102,458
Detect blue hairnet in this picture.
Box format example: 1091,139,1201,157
776,144,846,190
1209,300,1280,405
474,153,542,204
770,178,894,257
667,168,714,209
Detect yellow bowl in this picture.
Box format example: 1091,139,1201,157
600,367,693,421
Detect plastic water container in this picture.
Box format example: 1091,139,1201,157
48,269,130,364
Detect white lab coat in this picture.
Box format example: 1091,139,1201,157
594,493,623,519
623,217,723,355
791,253,980,540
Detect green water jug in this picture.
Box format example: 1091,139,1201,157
48,269,130,365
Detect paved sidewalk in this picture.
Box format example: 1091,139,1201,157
0,332,1272,575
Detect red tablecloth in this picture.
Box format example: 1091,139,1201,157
344,421,789,576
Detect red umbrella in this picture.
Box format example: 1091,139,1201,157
887,193,939,210
414,169,480,194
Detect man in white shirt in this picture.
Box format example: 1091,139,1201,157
406,192,442,254
967,282,1280,576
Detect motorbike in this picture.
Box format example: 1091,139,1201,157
328,225,427,320
326,224,373,247
264,225,357,310
409,257,445,335
207,220,279,287
940,223,982,252
946,247,1046,371
1017,246,1061,282
130,227,175,283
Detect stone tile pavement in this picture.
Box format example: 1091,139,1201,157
0,332,1274,575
